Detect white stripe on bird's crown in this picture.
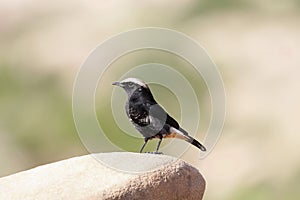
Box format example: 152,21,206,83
121,78,148,88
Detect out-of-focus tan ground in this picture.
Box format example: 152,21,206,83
1,1,300,200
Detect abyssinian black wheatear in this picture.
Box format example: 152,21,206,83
113,78,206,153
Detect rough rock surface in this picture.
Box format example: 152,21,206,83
0,152,205,200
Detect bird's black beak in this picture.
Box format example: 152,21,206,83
112,81,120,86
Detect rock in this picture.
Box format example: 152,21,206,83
0,152,205,200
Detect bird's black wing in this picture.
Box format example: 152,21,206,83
148,103,180,130
166,114,179,129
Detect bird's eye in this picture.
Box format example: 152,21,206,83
128,82,134,87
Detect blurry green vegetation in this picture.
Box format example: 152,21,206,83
0,65,86,167
182,0,300,20
186,0,251,16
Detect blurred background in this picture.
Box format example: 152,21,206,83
1,0,300,199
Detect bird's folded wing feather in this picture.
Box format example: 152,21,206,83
166,114,179,129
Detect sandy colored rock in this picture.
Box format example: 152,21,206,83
0,152,205,200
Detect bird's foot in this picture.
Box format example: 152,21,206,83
145,151,163,155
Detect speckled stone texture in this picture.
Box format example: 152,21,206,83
0,152,205,200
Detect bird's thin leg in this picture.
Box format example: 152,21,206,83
139,138,149,153
155,135,163,153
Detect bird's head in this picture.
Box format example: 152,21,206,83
112,78,149,96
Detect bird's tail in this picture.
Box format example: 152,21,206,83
188,135,207,151
169,127,206,151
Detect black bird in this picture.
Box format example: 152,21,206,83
112,78,206,153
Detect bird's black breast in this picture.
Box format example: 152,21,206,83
128,102,150,126
126,87,154,127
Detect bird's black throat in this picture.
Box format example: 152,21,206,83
128,86,155,104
